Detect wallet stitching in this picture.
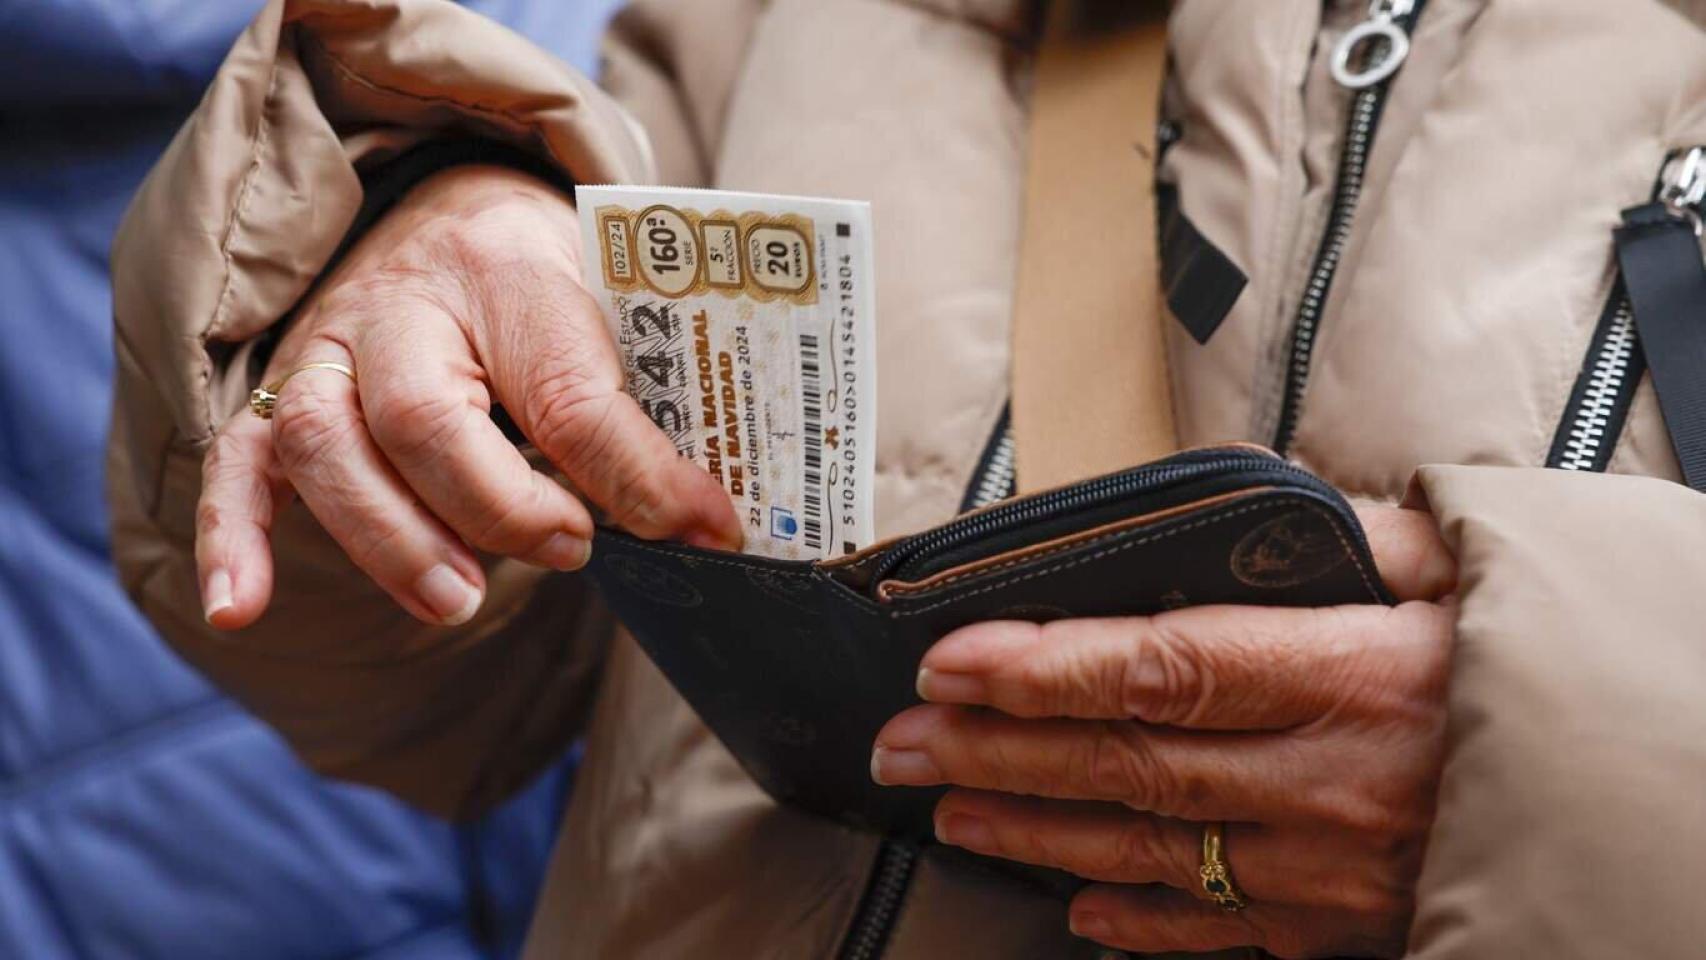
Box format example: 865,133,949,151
882,498,1381,618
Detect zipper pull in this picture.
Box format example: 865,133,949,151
1615,145,1706,491
1659,145,1706,235
1331,0,1418,90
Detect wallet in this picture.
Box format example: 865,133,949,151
586,445,1391,840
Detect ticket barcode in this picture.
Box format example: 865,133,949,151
799,333,825,553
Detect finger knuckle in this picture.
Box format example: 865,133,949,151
1316,768,1435,837
272,387,355,473
1334,875,1412,920
530,386,671,530
343,519,409,577
367,380,468,465
1122,618,1206,724
201,429,251,485
463,481,553,554
1018,822,1072,870
1313,779,1394,834
1109,817,1182,883
425,210,536,282
527,374,618,462
974,724,1038,795
1084,724,1177,806
1014,624,1084,716
195,497,234,541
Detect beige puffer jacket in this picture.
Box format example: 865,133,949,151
109,0,1706,957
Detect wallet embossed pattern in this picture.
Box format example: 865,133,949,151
587,446,1392,839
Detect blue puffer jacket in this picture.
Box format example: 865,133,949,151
0,2,621,956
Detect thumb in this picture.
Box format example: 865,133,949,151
1352,502,1457,603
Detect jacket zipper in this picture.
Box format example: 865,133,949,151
1547,290,1642,472
1548,147,1706,473
960,405,1018,514
837,842,919,960
836,408,1021,960
1273,0,1427,454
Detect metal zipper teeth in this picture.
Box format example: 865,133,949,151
1273,2,1426,455
836,842,918,960
883,452,1338,584
1547,149,1706,474
1549,291,1642,473
835,418,1022,960
969,427,1017,509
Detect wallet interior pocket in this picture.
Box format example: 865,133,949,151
874,487,1265,601
849,445,1373,592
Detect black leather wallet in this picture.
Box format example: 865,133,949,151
586,445,1390,839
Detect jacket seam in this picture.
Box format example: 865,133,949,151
200,44,285,443
0,699,240,808
298,31,577,175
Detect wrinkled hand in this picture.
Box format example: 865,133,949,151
196,165,741,629
872,504,1458,958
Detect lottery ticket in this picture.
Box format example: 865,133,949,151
576,185,877,560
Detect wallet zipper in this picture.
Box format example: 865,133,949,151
876,450,1354,585
1274,0,1427,455
1548,148,1706,474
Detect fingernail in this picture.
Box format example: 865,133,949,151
203,569,234,623
916,668,987,703
538,533,592,571
416,564,483,625
870,748,941,786
1070,911,1110,940
935,812,996,851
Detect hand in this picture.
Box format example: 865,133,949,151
195,165,741,630
871,504,1457,958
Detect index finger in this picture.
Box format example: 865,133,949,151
481,281,743,550
196,412,285,629
917,601,1453,729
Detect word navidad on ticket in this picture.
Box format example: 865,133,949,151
577,185,877,561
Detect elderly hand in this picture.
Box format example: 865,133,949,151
871,504,1457,959
195,165,741,629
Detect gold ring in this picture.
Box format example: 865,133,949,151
1200,822,1248,911
249,361,357,420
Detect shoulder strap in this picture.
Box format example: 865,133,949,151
1009,1,1176,494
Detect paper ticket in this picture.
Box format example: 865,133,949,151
577,185,877,560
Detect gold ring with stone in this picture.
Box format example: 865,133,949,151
1200,822,1248,912
249,362,357,420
